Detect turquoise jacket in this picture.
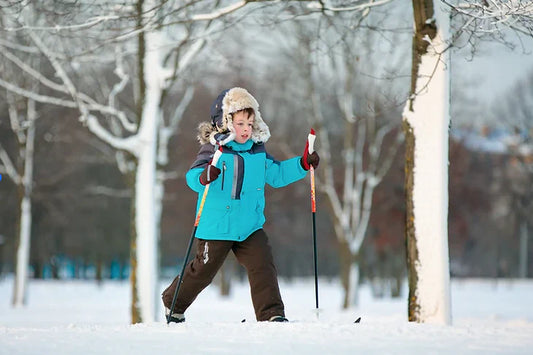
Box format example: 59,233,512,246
186,140,307,241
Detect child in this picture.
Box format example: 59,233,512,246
162,87,319,323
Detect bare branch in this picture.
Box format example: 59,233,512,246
108,46,130,109
191,0,248,21
444,0,533,42
0,142,20,184
315,0,394,13
84,186,131,198
0,77,78,108
3,15,120,32
85,115,138,154
23,28,137,133
1,50,69,94
6,91,26,143
0,38,40,53
158,85,194,166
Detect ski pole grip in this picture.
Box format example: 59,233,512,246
211,146,223,166
308,128,316,154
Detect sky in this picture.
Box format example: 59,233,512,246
453,35,533,105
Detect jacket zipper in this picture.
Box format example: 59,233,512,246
232,154,244,200
221,162,226,191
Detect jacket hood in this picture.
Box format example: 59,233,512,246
197,87,271,145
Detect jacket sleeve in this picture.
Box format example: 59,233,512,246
186,144,215,192
265,152,307,188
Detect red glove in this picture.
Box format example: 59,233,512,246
300,140,320,170
199,165,221,185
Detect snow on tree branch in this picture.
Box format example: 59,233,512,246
29,31,97,123
0,46,131,116
176,39,206,74
0,76,137,155
309,0,394,13
444,0,533,37
0,38,40,54
108,47,130,109
25,29,137,134
84,115,139,154
1,50,71,94
191,0,248,21
0,77,78,108
3,15,120,33
158,85,194,166
6,92,26,143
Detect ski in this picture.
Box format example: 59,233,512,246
239,317,362,324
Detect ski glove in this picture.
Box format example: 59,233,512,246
300,140,320,171
199,165,221,185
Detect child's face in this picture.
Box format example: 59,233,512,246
232,110,254,144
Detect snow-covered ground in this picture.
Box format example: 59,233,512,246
1,277,532,354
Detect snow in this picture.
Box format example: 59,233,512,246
1,278,533,354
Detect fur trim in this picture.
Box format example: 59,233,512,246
197,87,271,145
197,122,214,145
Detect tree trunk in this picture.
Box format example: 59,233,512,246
12,99,36,307
130,20,162,323
96,258,103,285
13,193,32,306
129,179,140,323
519,221,528,278
404,0,451,324
339,240,360,308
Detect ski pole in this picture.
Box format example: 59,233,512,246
167,146,223,324
308,128,319,311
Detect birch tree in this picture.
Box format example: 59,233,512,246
404,0,452,325
0,93,37,306
404,0,533,324
494,69,533,278
2,0,328,324
319,38,405,308
0,0,245,323
274,9,406,308
0,7,42,305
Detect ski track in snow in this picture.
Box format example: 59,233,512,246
1,278,532,354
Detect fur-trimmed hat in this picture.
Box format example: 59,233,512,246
197,87,271,145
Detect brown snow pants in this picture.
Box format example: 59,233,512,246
161,229,285,321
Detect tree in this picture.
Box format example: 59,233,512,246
403,0,452,325
493,67,533,278
0,93,37,306
309,27,404,308
0,9,42,303
0,0,218,322
3,0,329,323
260,5,408,308
404,0,533,324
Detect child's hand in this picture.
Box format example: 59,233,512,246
199,165,221,185
301,141,320,170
